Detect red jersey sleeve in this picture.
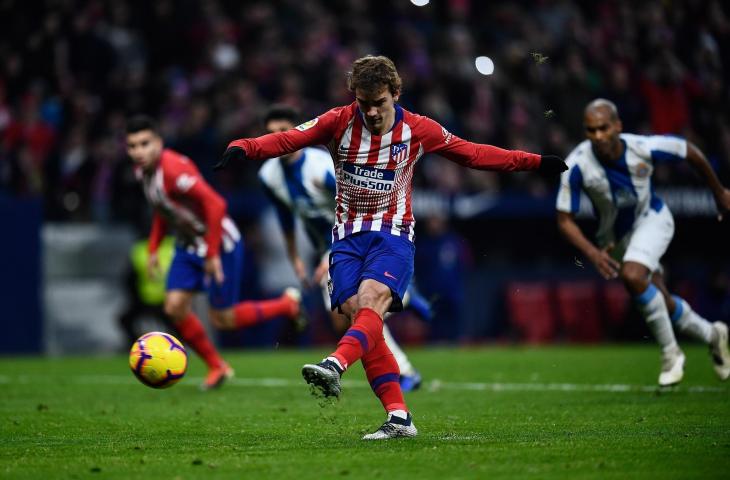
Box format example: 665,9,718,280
227,106,346,160
418,116,541,171
164,154,227,258
148,213,167,254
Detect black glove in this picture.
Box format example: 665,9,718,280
538,154,568,174
213,146,246,171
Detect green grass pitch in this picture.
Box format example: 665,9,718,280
1,345,729,479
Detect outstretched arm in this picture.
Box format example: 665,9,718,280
215,107,344,170
557,211,619,279
685,142,730,220
420,117,566,173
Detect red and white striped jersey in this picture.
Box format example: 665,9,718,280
229,103,541,242
137,148,240,258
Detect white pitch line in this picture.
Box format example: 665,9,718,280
0,374,725,393
430,380,726,393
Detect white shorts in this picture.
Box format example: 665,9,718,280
612,205,674,273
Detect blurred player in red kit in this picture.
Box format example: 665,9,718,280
215,56,567,438
126,115,305,391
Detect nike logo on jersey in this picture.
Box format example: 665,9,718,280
384,271,398,280
614,188,637,208
441,126,453,144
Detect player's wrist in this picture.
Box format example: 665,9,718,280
214,146,246,171
711,186,726,199
585,246,602,262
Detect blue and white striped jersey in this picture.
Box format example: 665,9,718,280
258,147,337,253
556,133,687,246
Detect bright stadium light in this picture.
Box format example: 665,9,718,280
475,56,495,75
410,0,430,6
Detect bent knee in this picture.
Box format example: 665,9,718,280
164,298,190,321
620,264,650,292
340,296,359,323
209,309,234,329
358,280,391,302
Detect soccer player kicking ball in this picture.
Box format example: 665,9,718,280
257,104,431,392
215,56,567,439
126,115,305,391
556,98,730,386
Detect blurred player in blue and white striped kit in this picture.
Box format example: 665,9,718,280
557,98,730,386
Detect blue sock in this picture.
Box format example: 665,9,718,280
404,285,433,320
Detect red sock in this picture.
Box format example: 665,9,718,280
232,295,297,328
331,308,383,370
175,312,224,369
362,338,407,413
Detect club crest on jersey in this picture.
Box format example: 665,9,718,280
296,118,318,131
175,173,197,192
635,162,650,178
390,143,408,163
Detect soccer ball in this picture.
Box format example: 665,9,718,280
129,332,188,388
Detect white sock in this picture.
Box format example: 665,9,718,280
382,322,414,376
636,285,679,353
670,296,715,344
401,288,411,308
388,409,408,420
325,356,344,371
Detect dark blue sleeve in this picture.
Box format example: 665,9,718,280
568,165,583,213
323,170,337,196
648,135,686,163
650,150,684,163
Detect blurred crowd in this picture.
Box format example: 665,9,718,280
2,0,729,223
3,0,730,343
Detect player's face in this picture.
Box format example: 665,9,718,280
584,107,622,161
126,130,163,171
355,86,399,135
266,119,299,163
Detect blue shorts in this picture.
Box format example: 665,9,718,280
328,231,414,313
166,241,243,309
